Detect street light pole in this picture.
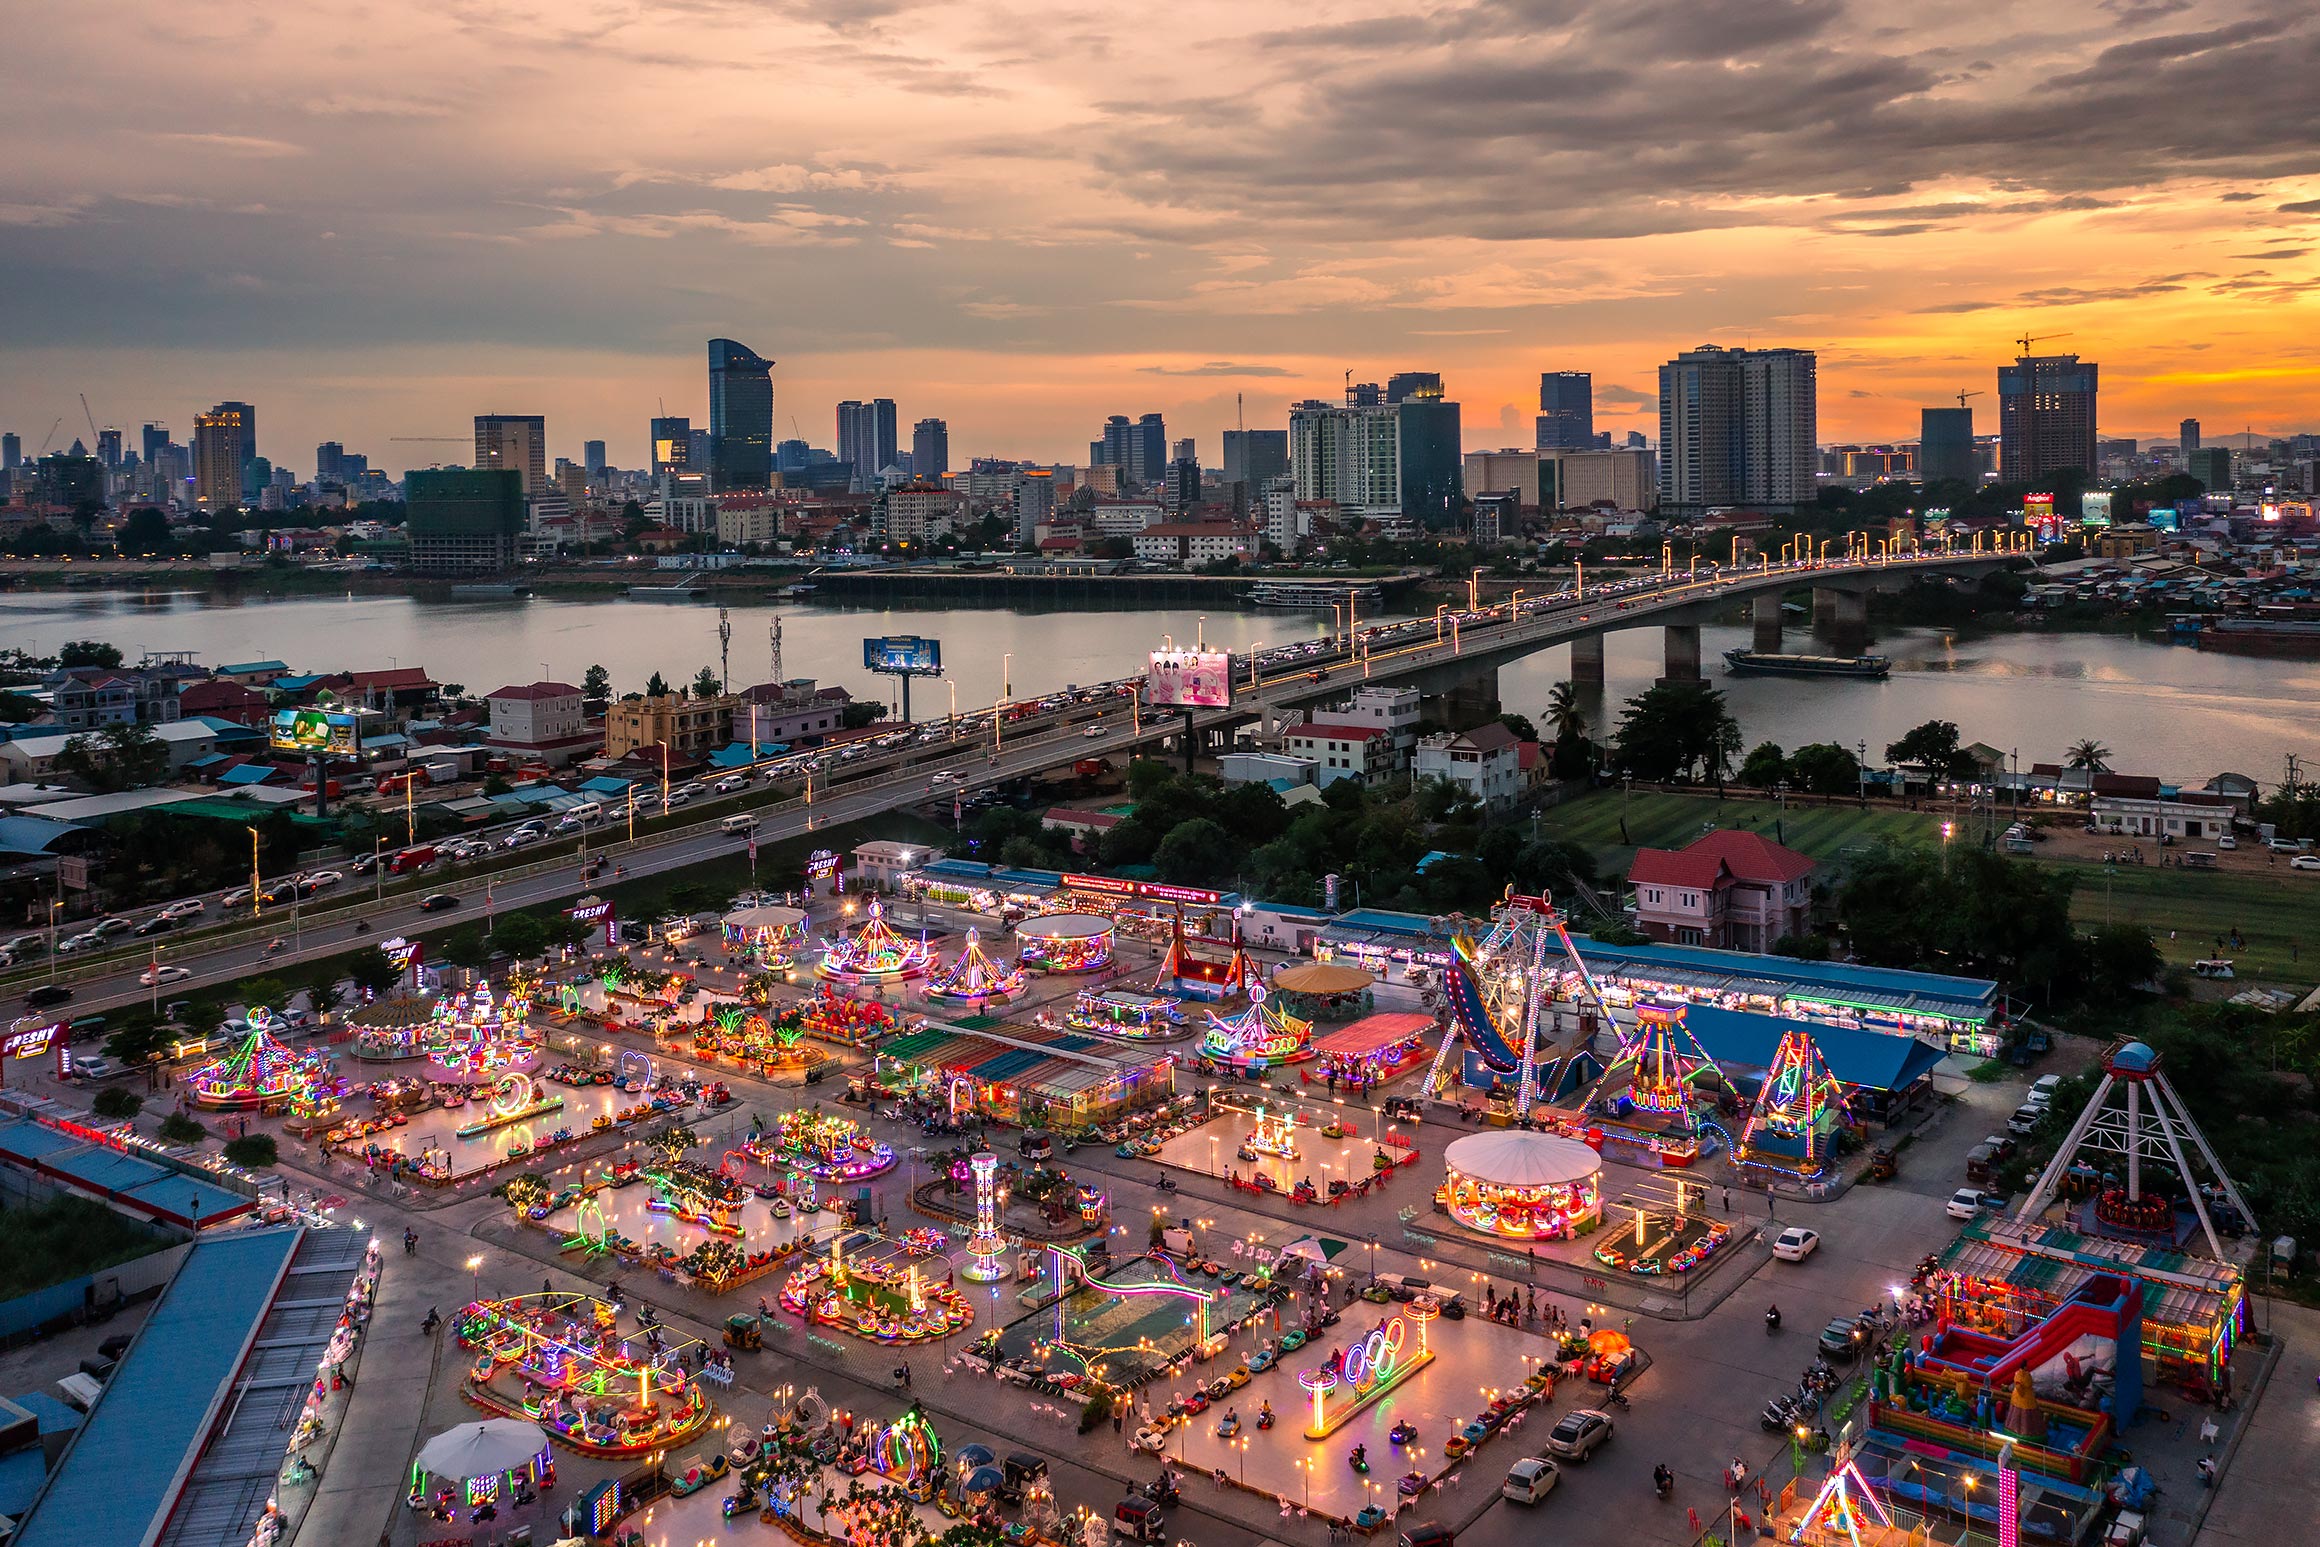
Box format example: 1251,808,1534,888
246,827,263,920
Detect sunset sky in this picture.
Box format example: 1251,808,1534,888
4,0,2317,476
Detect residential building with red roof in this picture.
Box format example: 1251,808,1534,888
1626,828,1817,952
1284,721,1395,786
483,681,597,767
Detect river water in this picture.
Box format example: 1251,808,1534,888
5,590,2312,785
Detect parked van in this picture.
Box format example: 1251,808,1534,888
557,802,604,828
721,813,758,835
2180,851,2218,869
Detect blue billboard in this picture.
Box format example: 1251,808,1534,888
863,635,943,675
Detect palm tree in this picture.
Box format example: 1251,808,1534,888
2065,739,2113,772
1545,680,1588,745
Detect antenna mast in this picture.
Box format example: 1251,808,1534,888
769,617,784,686
717,607,732,694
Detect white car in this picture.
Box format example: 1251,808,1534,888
160,899,206,920
1083,724,1106,739
1501,1457,1561,1504
140,965,193,987
2292,855,2320,872
53,933,103,955
1947,1187,2003,1220
1771,1226,1821,1262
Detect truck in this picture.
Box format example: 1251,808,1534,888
389,844,438,875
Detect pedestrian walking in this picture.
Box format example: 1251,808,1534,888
1721,1188,1731,1214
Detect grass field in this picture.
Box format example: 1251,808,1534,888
1539,787,2320,986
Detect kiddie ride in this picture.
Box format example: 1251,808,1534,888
456,1291,713,1456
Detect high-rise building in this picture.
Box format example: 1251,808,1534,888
650,416,691,477
1290,394,1401,513
1092,415,1136,474
687,427,713,471
34,453,103,510
1014,467,1055,545
912,418,950,482
316,442,346,485
835,399,899,491
96,428,123,469
473,414,548,495
1393,377,1464,526
140,424,169,466
1221,429,1287,491
1997,353,2098,484
406,468,525,572
2188,446,2232,492
1656,346,1816,513
1133,413,1167,486
1624,430,1647,450
2179,418,2201,455
1918,407,1976,486
193,401,257,510
1384,372,1443,405
583,439,607,475
708,338,774,491
1534,374,1593,450
0,434,19,471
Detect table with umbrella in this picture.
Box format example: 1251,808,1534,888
410,1417,554,1519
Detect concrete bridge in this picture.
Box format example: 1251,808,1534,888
1209,548,2017,735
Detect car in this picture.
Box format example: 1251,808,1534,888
1500,1457,1561,1504
2029,1074,2064,1105
160,899,206,920
1817,1317,1865,1359
350,852,380,872
1947,1187,2004,1220
2266,837,2303,854
53,933,102,956
1083,724,1106,739
139,965,193,987
0,934,44,958
1397,1526,1455,1547
2293,855,2320,872
24,984,72,1009
73,1056,119,1080
93,917,135,936
2006,1106,2044,1136
221,887,253,909
2216,834,2238,850
419,893,462,913
299,870,345,893
1771,1226,1821,1262
1544,1408,1614,1460
131,916,175,937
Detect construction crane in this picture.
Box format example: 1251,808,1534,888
78,394,101,442
2015,331,2070,356
1955,390,1982,409
35,418,63,455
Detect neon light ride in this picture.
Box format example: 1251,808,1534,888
1737,1025,1854,1179
1058,987,1185,1039
776,1231,975,1344
1200,984,1313,1071
456,1290,712,1456
922,928,1028,1008
1299,1306,1436,1437
1579,1000,1732,1166
817,897,932,983
1591,1175,1733,1275
1438,1130,1603,1241
1239,1102,1301,1163
1014,912,1113,975
185,1007,340,1112
722,903,806,971
454,1071,566,1138
427,980,540,1080
766,1108,896,1181
961,1151,1007,1282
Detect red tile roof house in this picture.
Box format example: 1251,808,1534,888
1625,829,1817,952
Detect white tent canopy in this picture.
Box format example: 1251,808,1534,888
1442,1131,1601,1189
415,1418,548,1481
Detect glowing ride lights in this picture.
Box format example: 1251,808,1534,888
816,896,933,983
1199,985,1313,1071
453,1071,566,1138
767,1108,896,1181
922,928,1029,1008
1582,999,1732,1166
1239,1102,1302,1163
960,1151,1007,1282
775,1231,976,1343
1014,912,1114,975
1589,1175,1734,1275
455,1290,712,1456
1788,1438,1894,1547
1298,1305,1436,1437
1060,987,1185,1039
1737,1025,1855,1178
427,980,540,1080
721,903,807,970
185,1007,340,1111
1437,1130,1604,1241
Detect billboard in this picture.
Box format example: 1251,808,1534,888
863,636,943,675
2081,492,2113,529
270,707,364,756
1144,649,1234,710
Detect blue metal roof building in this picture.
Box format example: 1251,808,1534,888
1680,1004,1949,1093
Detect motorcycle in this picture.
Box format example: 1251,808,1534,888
1349,1445,1370,1475
1654,1466,1674,1500
1155,1175,1179,1194
1765,1306,1782,1335
421,1307,442,1336
1606,1387,1631,1411
1143,1475,1181,1509
354,920,371,934
1760,1396,1801,1432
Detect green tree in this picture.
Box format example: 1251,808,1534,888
1610,680,1741,783
297,963,345,1017
1839,842,2077,991
1885,720,1968,780
1497,712,1539,743
91,1086,145,1119
158,1113,207,1146
54,721,169,792
692,666,723,699
840,701,888,730
492,911,549,961
1154,817,1243,886
58,640,123,668
2086,924,2161,998
117,508,175,556
223,1134,279,1167
645,670,672,698
237,977,291,1013
0,691,40,722
583,664,611,700
1788,742,1863,797
344,946,402,998
439,926,492,972
1739,741,1788,787
2066,739,2113,773
1544,681,1587,745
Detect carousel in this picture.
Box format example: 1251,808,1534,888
722,903,808,971
186,1008,342,1113
1199,985,1313,1071
921,928,1028,1008
1014,912,1114,974
762,1108,897,1181
347,995,443,1062
428,981,540,1080
456,1291,713,1456
776,1231,976,1344
817,897,933,984
1437,1130,1604,1241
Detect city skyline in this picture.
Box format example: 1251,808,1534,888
3,2,2317,469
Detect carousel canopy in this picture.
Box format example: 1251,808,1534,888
345,995,438,1031
724,904,808,934
1015,913,1112,941
1443,1131,1602,1188
1271,961,1375,996
416,1418,548,1480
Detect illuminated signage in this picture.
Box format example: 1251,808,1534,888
569,901,613,923
1062,873,1222,906
862,636,943,675
1144,649,1233,710
269,707,367,756
2,1020,60,1059
806,849,841,881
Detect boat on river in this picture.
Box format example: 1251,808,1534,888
1721,649,1890,679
